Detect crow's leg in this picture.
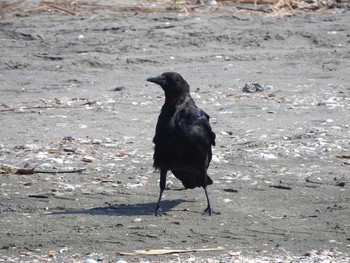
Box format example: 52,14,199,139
155,169,167,216
203,186,212,216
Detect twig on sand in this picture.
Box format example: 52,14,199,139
34,168,87,174
1,163,87,175
119,247,230,256
244,227,286,236
45,4,78,15
269,185,292,190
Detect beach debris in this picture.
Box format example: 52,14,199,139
132,218,142,223
336,154,350,159
335,182,345,187
16,165,37,175
119,247,228,256
116,151,129,157
111,86,125,92
48,250,56,258
269,185,292,190
166,181,174,190
223,188,239,193
242,82,267,93
82,156,95,163
0,164,18,174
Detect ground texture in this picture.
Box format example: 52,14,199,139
0,1,349,262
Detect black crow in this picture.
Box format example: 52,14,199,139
146,72,216,216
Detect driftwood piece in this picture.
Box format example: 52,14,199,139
1,163,86,175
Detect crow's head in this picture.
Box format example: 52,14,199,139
147,72,190,95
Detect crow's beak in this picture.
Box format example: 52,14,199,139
147,74,166,86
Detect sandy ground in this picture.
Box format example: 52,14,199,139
0,1,350,262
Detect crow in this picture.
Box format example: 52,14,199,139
146,72,216,216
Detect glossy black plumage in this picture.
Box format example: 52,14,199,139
147,72,216,216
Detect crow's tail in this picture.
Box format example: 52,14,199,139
171,171,213,189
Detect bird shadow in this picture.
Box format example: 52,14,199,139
47,199,188,217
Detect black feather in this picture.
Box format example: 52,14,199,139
147,72,216,216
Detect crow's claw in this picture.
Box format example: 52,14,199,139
203,206,212,216
203,207,221,216
155,207,163,217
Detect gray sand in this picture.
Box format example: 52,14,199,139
0,1,349,262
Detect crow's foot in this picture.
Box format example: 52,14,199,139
155,207,163,217
203,206,212,216
203,207,221,216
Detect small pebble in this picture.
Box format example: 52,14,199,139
166,181,173,189
82,156,95,162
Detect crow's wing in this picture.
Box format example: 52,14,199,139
175,103,216,147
